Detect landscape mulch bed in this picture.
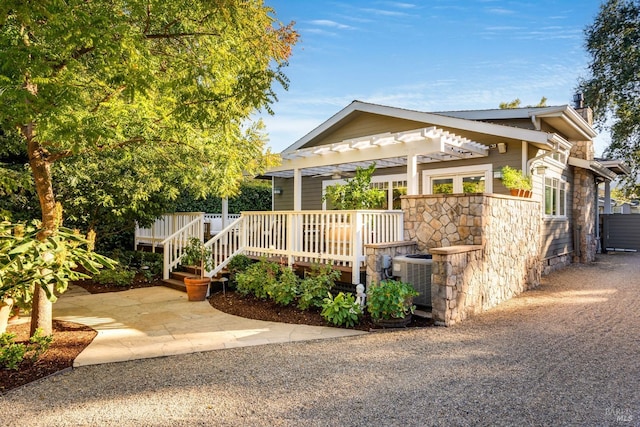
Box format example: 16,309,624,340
2,280,431,394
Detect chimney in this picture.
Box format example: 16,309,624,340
573,92,593,125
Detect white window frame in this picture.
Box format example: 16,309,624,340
421,164,493,195
543,172,568,219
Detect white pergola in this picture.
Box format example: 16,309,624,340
266,126,489,209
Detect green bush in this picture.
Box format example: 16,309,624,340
367,279,418,321
235,259,280,299
297,264,340,310
264,266,299,306
0,328,53,370
226,254,253,290
107,249,163,282
321,292,362,327
93,267,136,287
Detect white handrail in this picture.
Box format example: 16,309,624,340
162,214,204,279
204,216,245,277
152,210,403,285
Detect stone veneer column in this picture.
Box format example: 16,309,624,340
571,138,598,263
572,168,598,263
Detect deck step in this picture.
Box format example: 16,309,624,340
162,278,187,292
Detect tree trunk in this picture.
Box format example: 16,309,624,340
25,125,57,337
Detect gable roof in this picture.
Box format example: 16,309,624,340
283,101,573,154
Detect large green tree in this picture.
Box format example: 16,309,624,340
578,0,640,187
0,0,297,334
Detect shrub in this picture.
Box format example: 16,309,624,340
226,254,253,289
106,250,163,282
0,328,53,370
297,264,340,310
367,279,418,321
93,267,136,287
265,266,299,306
321,292,362,327
235,259,280,299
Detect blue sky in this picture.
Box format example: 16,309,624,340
260,0,607,154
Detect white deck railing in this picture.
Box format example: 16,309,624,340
151,210,404,284
218,210,404,284
203,213,241,235
161,215,204,280
135,212,203,252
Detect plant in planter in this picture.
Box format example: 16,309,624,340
366,279,418,327
181,237,213,301
501,165,532,197
322,163,386,210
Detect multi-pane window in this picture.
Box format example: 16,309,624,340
371,179,407,209
544,177,567,217
423,164,492,195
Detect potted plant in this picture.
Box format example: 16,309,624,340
501,165,532,197
366,279,418,327
181,237,213,301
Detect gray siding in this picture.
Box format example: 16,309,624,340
540,168,574,259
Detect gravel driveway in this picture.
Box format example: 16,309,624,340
2,253,639,426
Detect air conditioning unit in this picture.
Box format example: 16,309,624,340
393,254,432,308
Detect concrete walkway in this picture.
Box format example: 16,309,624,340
53,285,365,367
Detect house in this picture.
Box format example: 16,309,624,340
261,100,627,325
145,99,628,326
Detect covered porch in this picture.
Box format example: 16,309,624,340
267,126,490,210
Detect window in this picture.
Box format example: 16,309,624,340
422,164,493,195
544,176,567,217
323,174,407,210
371,177,407,209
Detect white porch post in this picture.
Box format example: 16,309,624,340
604,180,612,214
293,168,302,211
352,212,363,285
406,154,418,195
221,197,229,229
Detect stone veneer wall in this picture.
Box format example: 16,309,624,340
570,138,598,265
572,168,597,264
401,194,542,326
364,241,418,286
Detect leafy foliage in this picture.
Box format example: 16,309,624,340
0,328,53,370
577,0,640,187
501,166,532,191
235,259,280,299
0,1,297,331
321,292,362,327
92,267,136,287
499,97,547,109
234,259,341,310
323,164,386,210
0,216,117,305
264,266,299,306
297,264,340,310
175,180,273,214
366,279,418,321
181,238,213,279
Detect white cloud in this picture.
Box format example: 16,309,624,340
308,19,355,30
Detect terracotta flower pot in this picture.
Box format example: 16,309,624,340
184,277,211,301
510,188,532,198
